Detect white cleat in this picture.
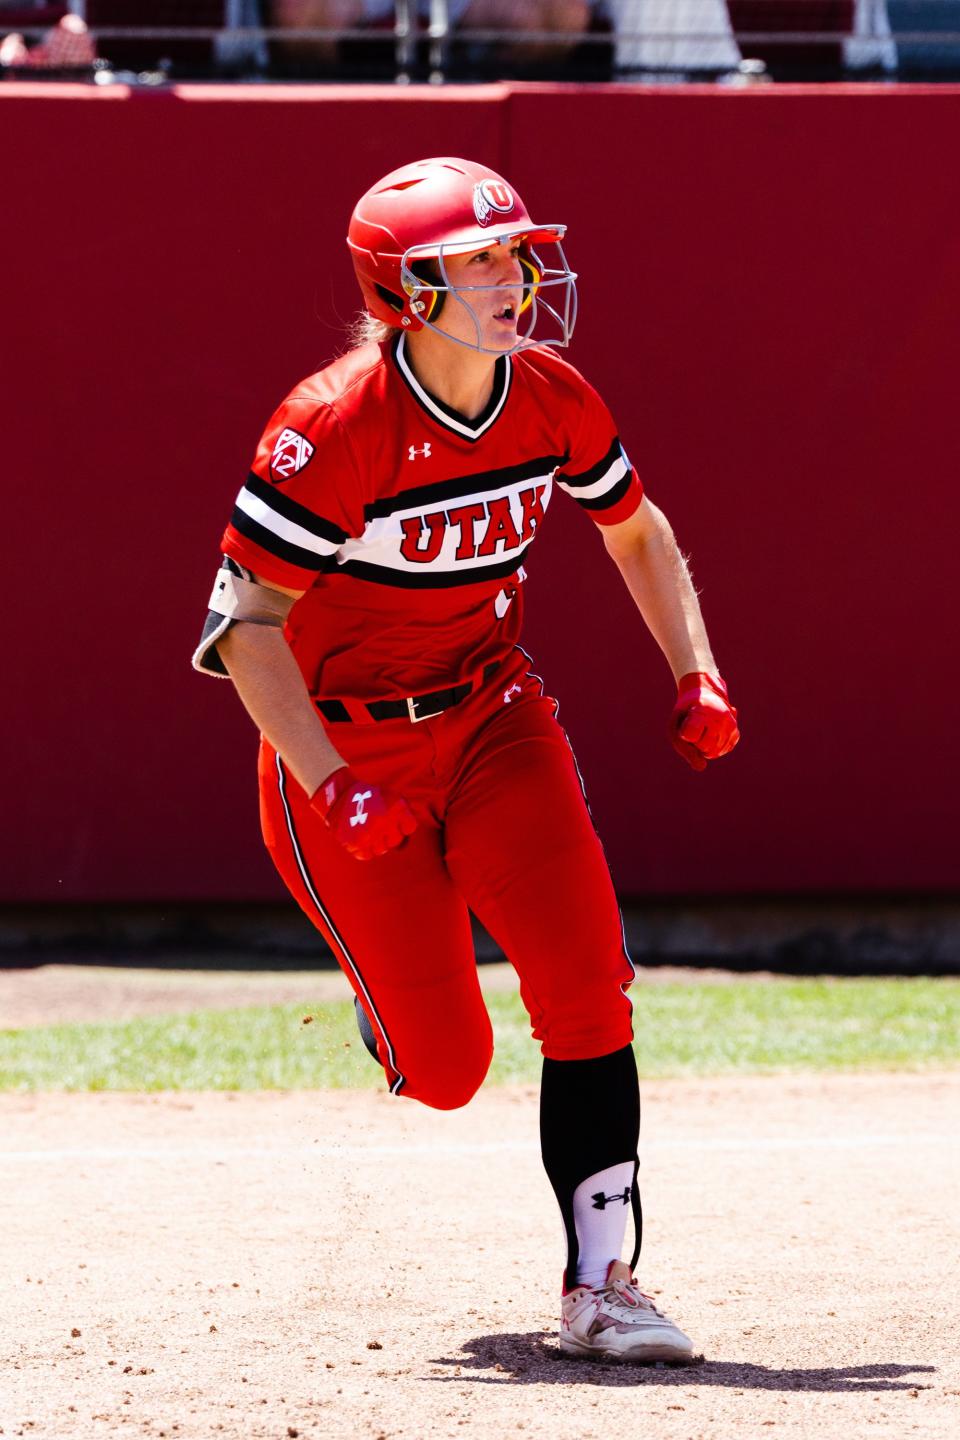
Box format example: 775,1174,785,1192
559,1260,696,1364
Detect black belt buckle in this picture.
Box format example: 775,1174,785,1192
406,692,446,724
321,662,500,725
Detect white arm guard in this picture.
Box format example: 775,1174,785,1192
192,557,297,678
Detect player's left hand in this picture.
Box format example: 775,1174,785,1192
669,672,740,772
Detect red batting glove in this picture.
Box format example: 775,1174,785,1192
310,766,417,860
669,672,740,772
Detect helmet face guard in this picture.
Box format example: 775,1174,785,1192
347,158,579,354
400,233,578,356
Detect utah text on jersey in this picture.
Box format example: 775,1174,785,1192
229,438,632,590
220,339,643,598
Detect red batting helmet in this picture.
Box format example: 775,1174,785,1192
346,156,577,353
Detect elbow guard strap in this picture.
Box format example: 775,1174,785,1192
191,557,296,678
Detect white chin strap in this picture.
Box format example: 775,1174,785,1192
399,238,579,356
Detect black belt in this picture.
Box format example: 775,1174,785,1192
317,661,502,725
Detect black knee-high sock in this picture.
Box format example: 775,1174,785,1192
539,1044,642,1291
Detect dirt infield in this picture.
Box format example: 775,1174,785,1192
3,1068,959,1440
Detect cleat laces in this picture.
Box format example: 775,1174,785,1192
598,1275,664,1319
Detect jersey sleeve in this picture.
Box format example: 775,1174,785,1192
220,395,365,591
555,375,643,527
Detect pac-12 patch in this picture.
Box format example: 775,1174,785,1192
270,428,315,482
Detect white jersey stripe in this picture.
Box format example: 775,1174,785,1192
234,486,341,558
336,473,553,576
396,334,512,440
556,452,628,503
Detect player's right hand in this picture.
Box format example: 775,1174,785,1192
310,766,417,860
669,672,740,772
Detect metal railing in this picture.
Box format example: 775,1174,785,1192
4,1,960,81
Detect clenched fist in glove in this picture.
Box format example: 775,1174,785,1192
310,766,417,860
669,672,740,772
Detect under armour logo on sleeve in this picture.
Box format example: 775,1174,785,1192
408,443,432,461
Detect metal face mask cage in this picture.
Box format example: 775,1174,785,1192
399,231,579,356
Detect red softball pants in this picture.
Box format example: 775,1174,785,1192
258,650,635,1109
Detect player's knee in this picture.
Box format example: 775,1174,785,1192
383,988,494,1110
407,1036,493,1111
415,1075,485,1111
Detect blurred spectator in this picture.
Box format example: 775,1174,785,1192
845,0,896,73
269,0,611,79
270,0,356,67
1,1,266,76
609,0,895,79
0,11,95,68
453,0,604,68
886,1,960,75
609,0,741,74
0,0,69,62
727,1,854,79
450,0,614,78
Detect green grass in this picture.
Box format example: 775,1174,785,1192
1,979,959,1092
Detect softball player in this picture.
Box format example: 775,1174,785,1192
194,157,739,1363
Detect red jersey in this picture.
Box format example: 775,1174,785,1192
219,334,642,701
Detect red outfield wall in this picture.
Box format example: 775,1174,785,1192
3,82,958,902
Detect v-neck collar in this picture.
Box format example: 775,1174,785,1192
392,333,512,443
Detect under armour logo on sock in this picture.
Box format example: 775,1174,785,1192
349,790,373,827
591,1187,630,1210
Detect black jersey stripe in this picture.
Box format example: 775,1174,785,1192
393,333,512,442
573,470,634,513
244,471,350,546
362,455,565,521
557,435,624,489
338,549,531,589
228,507,331,571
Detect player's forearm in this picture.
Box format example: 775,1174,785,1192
217,622,346,797
603,503,716,682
